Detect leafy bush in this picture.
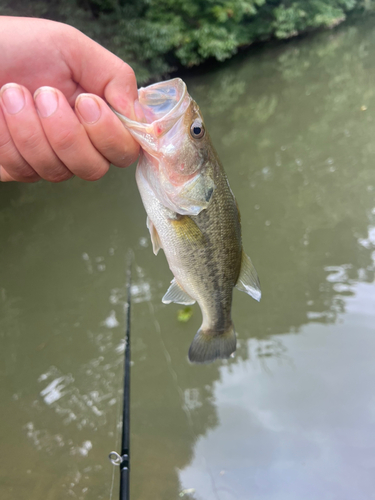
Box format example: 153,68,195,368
0,0,373,82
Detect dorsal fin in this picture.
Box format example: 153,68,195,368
235,251,261,302
162,278,196,305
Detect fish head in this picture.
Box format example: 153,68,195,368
113,78,216,215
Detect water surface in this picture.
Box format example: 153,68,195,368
1,17,375,500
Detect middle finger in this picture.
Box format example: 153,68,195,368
34,87,110,181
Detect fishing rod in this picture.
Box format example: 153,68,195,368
109,263,132,500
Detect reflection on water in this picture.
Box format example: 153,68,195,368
179,283,375,500
1,16,375,500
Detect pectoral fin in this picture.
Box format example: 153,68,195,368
162,278,196,305
235,251,261,302
147,217,162,255
170,215,205,245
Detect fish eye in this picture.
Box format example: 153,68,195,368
190,120,205,139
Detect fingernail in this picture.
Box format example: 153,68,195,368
0,84,25,114
76,95,101,124
34,87,58,118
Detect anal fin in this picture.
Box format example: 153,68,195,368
162,278,196,305
147,217,162,255
235,251,261,302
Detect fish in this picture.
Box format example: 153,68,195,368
113,78,261,363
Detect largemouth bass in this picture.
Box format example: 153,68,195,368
114,78,261,363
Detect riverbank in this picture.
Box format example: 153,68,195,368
1,1,375,83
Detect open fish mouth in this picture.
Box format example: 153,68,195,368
136,79,188,125
112,78,191,143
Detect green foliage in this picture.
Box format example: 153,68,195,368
177,306,194,323
1,0,374,82
273,1,356,39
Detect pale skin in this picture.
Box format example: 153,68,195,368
0,16,140,183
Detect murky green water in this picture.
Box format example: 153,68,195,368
1,18,375,500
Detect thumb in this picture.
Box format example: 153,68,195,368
64,27,138,118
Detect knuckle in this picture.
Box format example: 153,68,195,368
7,161,39,182
115,58,136,81
16,165,38,181
42,166,73,183
120,139,140,166
0,143,29,178
114,149,139,168
0,131,14,154
127,149,140,166
23,175,40,183
0,129,39,182
49,172,73,183
83,160,109,181
99,134,118,152
124,65,136,83
17,128,43,152
53,127,78,152
95,126,139,167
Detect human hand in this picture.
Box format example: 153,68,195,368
0,16,140,183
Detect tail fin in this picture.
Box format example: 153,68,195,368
188,324,236,364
